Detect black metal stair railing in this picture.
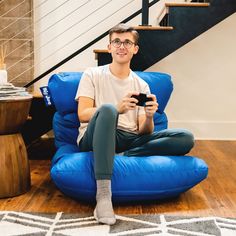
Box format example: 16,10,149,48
141,0,151,26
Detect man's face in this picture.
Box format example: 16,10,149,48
108,32,139,65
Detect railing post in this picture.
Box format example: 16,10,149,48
141,0,150,26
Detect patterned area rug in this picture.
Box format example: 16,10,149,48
0,211,236,236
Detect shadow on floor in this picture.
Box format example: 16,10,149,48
27,137,56,160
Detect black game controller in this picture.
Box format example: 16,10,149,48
131,93,153,106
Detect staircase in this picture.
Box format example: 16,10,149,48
22,0,236,144
94,0,236,71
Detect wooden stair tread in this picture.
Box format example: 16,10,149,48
133,26,173,30
166,2,210,7
93,49,109,53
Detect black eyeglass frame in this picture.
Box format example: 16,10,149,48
110,39,136,49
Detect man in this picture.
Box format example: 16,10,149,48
75,23,194,225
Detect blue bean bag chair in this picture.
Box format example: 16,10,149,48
48,71,208,202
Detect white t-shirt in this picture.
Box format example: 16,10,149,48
75,65,150,144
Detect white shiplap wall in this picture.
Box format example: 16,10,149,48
33,0,143,76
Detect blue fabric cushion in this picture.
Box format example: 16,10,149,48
48,71,208,203
51,146,208,202
49,72,83,115
53,112,79,148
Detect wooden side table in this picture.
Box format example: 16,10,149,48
0,96,32,198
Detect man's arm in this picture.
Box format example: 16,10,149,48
138,115,154,134
78,92,140,122
138,94,158,135
78,96,96,122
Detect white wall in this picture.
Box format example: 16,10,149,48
147,13,236,140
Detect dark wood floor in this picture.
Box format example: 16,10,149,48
0,140,236,217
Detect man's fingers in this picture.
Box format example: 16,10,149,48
147,94,156,101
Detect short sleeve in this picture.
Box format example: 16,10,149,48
75,68,95,101
142,82,151,94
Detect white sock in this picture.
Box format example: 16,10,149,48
94,179,116,225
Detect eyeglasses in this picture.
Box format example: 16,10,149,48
110,39,135,49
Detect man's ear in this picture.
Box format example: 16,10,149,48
107,44,111,53
133,45,139,55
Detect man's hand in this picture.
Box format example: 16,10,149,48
144,94,158,118
138,94,158,134
117,92,139,114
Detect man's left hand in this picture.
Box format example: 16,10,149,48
144,94,158,118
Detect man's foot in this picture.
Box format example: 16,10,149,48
94,179,116,225
93,201,116,225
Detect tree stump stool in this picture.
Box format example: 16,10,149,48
0,97,32,198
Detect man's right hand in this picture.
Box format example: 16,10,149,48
116,92,139,114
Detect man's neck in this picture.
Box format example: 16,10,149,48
109,62,130,79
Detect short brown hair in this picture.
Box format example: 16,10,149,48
109,23,139,45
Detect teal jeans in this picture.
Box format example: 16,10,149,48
79,104,194,180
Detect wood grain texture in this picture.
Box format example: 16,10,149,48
165,2,210,7
0,134,30,198
0,98,32,134
0,140,235,217
133,26,173,30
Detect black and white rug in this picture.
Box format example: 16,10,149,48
0,211,236,236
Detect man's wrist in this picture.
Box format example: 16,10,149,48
145,115,154,120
